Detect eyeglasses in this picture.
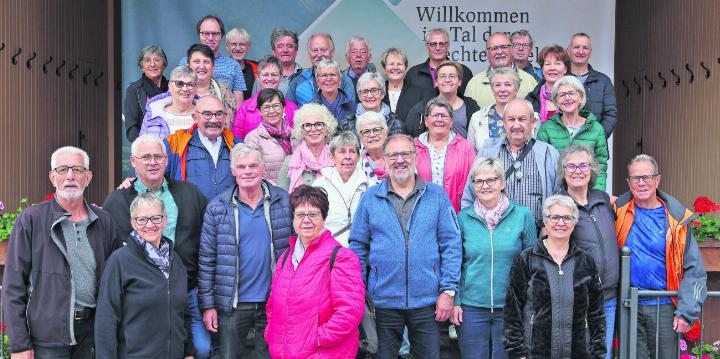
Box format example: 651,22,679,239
227,42,248,49
558,90,579,99
259,72,281,79
385,151,415,161
472,177,499,187
318,73,339,80
171,80,196,89
429,113,451,121
294,211,321,221
426,41,449,48
628,174,658,184
199,31,222,38
260,103,283,113
438,74,458,81
359,88,383,97
488,44,512,52
512,43,531,50
564,163,590,173
196,111,227,120
302,122,326,132
133,215,164,226
53,166,88,175
546,215,575,224
133,154,167,165
359,127,384,137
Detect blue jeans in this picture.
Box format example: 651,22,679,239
210,302,269,359
604,298,617,359
374,305,440,359
457,305,507,359
188,288,212,359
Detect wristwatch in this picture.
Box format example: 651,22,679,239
443,290,456,297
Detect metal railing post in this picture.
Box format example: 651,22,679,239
618,246,631,359
629,287,638,359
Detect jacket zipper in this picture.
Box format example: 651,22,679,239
489,230,495,313
589,213,606,288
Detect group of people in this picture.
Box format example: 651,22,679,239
1,13,708,359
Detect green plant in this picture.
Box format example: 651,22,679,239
0,198,28,241
692,196,720,241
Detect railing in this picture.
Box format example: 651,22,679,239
617,247,720,359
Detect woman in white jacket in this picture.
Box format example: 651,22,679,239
312,131,368,246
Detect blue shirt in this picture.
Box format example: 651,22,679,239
626,205,671,305
180,53,246,92
235,196,272,302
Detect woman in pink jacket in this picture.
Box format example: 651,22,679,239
244,87,293,184
415,96,476,212
233,56,298,139
265,185,365,359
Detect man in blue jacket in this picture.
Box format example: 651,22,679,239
349,134,462,358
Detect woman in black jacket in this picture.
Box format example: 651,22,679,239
380,48,429,126
96,192,193,359
124,45,169,142
504,194,605,359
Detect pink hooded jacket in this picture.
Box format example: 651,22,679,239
265,230,365,359
414,135,476,212
232,92,298,139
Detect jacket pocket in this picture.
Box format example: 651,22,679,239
27,271,71,344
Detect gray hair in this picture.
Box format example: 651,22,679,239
424,28,449,43
169,65,197,82
557,144,600,189
257,55,281,73
542,194,579,224
469,157,505,183
137,45,168,68
346,36,371,55
552,75,587,109
510,30,534,48
627,154,659,175
383,134,415,155
271,28,299,49
51,146,90,170
356,111,388,137
308,33,334,51
329,131,361,154
315,59,340,74
226,27,251,44
380,47,408,68
230,143,265,167
505,98,535,116
489,67,521,90
292,103,338,140
424,96,454,118
131,135,166,156
356,72,386,96
569,32,592,47
130,192,167,218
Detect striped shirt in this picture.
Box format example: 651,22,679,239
499,138,544,226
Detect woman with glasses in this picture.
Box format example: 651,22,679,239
452,157,536,359
233,56,298,139
381,48,429,126
140,65,198,139
504,194,606,359
536,75,609,190
356,111,390,186
186,43,236,126
467,68,522,151
556,145,618,359
265,185,365,358
278,103,337,192
526,45,572,123
312,59,357,132
96,193,194,359
125,45,169,142
356,72,404,135
244,88,294,184
414,97,476,212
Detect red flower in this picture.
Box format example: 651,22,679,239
693,196,720,214
684,321,702,342
692,221,702,227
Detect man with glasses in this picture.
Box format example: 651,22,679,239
198,143,291,358
165,96,240,200
405,27,473,96
615,154,707,359
179,15,247,105
349,134,462,358
3,146,120,358
461,98,558,228
102,134,211,358
511,29,542,81
465,32,538,107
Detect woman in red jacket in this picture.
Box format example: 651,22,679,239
265,185,365,358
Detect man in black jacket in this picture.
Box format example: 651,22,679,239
2,146,121,358
405,28,473,96
102,134,210,358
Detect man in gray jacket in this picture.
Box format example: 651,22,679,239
461,98,559,227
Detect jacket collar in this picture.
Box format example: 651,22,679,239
375,174,427,199
49,197,99,228
616,189,695,225
558,188,608,208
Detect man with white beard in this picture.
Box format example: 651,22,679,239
2,146,121,358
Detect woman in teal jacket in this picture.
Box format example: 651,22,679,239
451,157,536,359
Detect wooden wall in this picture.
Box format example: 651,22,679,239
614,1,720,205
0,0,120,208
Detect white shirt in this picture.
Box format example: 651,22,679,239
198,131,223,165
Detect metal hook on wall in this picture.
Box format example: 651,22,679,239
685,63,695,83
68,64,79,79
700,62,710,79
56,60,66,76
82,68,92,84
11,48,22,65
644,75,654,91
0,42,6,52
670,69,680,86
621,80,629,97
25,51,37,69
42,56,54,73
657,72,667,88
94,71,104,86
632,77,642,95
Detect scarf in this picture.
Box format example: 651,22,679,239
262,120,293,155
287,141,331,192
539,83,553,123
356,102,391,118
361,149,387,183
140,73,168,100
130,230,171,278
474,194,510,232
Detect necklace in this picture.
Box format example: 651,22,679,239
543,239,566,275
